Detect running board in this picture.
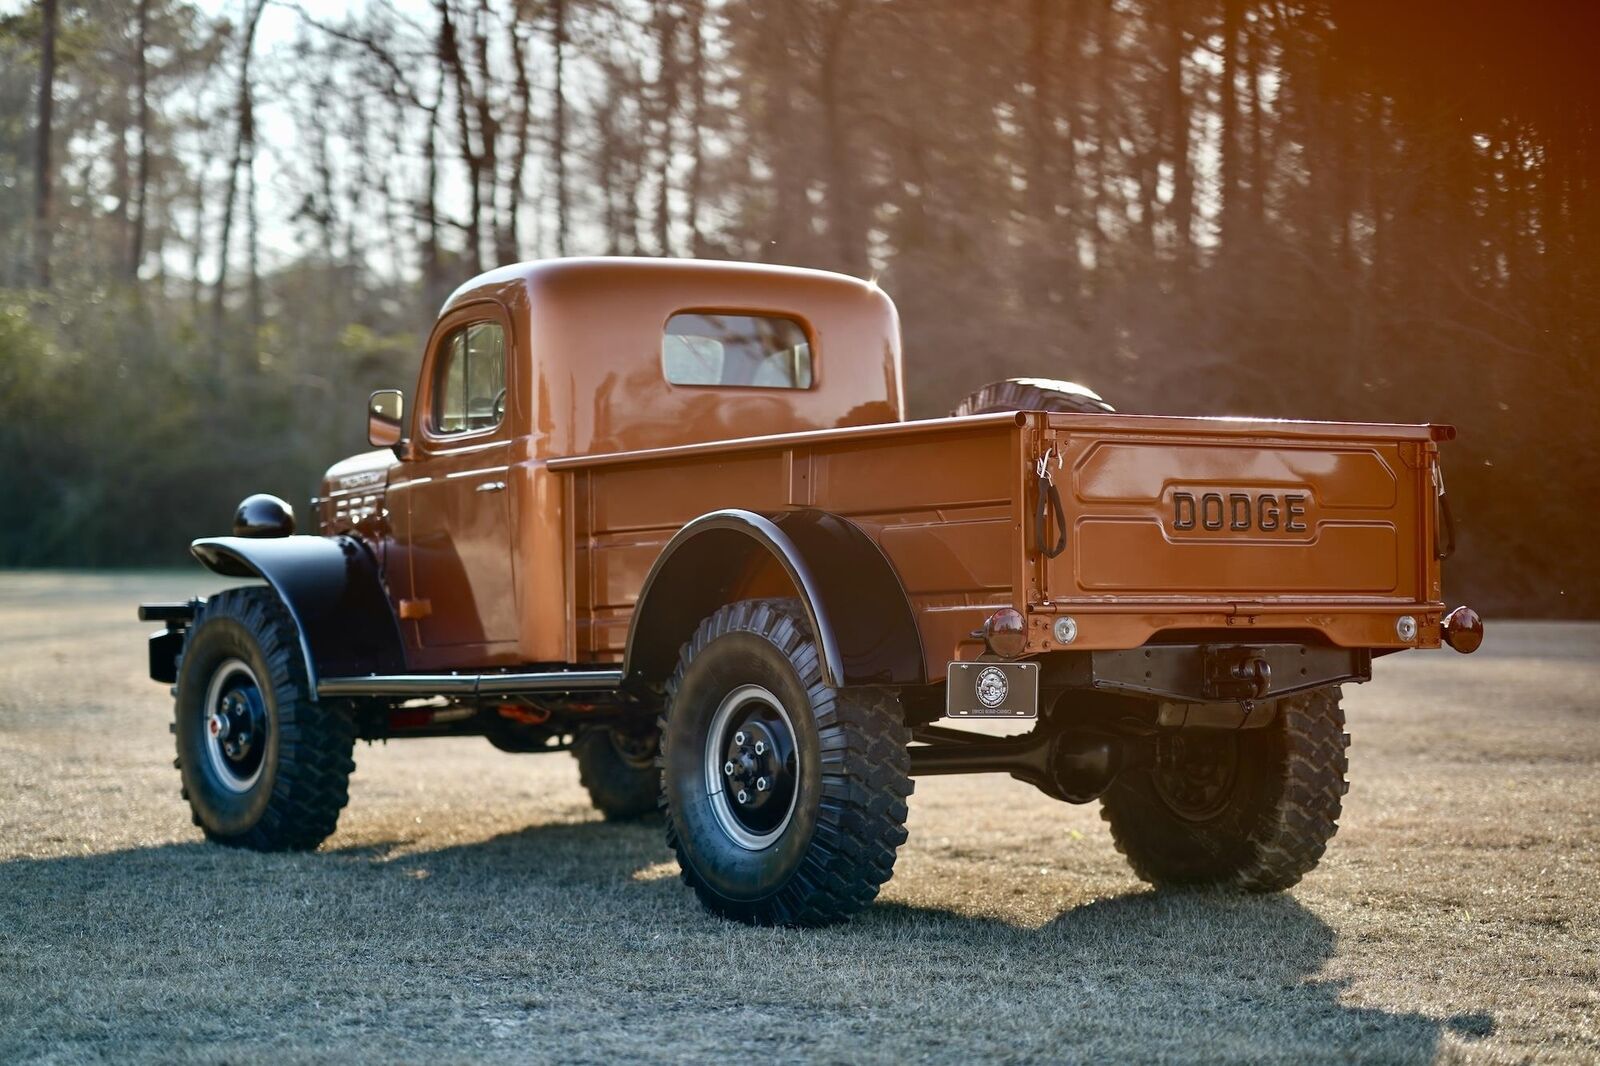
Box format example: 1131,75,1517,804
317,669,625,699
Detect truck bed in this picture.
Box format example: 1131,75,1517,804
550,411,1450,677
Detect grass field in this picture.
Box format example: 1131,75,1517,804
0,572,1596,1064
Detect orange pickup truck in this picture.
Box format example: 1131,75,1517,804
140,257,1482,926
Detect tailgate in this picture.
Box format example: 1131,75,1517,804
1037,415,1446,617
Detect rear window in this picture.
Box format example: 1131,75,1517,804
662,312,813,389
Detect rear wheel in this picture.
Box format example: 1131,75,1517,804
573,726,661,820
660,599,912,926
1099,687,1349,891
173,588,355,851
952,377,1114,416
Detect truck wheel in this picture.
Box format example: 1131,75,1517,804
1099,687,1349,892
173,588,355,851
952,377,1114,416
573,726,661,820
659,599,912,926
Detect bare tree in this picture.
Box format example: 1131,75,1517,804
503,8,533,264
212,0,267,341
652,0,678,257
33,0,59,288
1218,0,1242,251
817,0,864,274
437,0,487,273
684,0,707,254
1164,4,1194,271
129,0,153,280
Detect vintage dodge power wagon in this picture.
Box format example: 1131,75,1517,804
140,256,1483,926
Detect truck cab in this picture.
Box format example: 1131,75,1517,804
324,257,904,672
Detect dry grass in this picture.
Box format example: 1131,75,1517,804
0,571,1596,1064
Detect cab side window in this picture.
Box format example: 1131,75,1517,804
432,322,506,435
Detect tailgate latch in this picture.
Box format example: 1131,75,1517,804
1034,447,1067,559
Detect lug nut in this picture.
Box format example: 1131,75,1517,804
756,777,768,791
734,731,746,745
754,740,765,755
736,789,748,803
723,761,734,776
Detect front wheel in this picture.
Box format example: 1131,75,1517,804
660,599,912,926
1099,687,1349,891
173,588,355,851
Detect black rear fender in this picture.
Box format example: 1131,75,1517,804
624,509,925,690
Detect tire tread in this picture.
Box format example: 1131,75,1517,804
174,588,354,851
1101,687,1348,892
659,598,912,926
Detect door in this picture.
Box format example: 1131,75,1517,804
392,305,520,658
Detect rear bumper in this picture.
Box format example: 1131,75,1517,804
1040,642,1371,705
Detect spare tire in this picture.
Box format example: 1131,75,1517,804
951,377,1114,416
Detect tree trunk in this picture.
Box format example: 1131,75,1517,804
1024,0,1059,303
504,14,532,264
764,3,801,261
470,0,502,268
245,127,262,333
421,99,446,305
1164,5,1193,272
685,0,707,255
437,0,485,274
1086,0,1112,281
819,0,864,275
653,0,678,257
1244,4,1266,231
1218,0,1241,253
129,0,152,280
190,158,207,316
595,80,620,255
213,0,266,341
552,0,569,256
33,0,58,288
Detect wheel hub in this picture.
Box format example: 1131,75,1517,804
201,659,268,793
705,685,800,850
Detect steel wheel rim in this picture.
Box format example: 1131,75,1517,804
704,684,800,851
202,658,268,793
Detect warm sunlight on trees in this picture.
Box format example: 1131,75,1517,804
0,0,1594,616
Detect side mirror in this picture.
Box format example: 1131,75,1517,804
368,389,405,449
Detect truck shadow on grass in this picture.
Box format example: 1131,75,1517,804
0,819,1494,1062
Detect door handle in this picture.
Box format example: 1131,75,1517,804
475,480,507,493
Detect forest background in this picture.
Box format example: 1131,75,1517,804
1,0,1594,617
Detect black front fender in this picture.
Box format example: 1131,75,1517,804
190,534,405,689
624,509,925,689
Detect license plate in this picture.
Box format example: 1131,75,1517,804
945,661,1039,719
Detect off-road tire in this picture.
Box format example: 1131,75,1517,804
1100,687,1349,892
573,727,661,820
659,598,912,926
173,588,355,851
952,377,1115,416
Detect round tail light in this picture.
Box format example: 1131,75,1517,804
1442,606,1484,654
